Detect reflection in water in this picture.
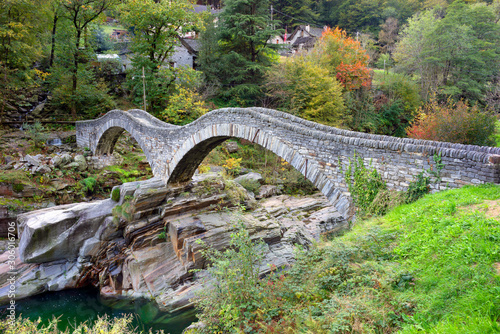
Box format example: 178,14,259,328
0,287,196,333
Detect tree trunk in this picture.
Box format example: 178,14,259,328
72,29,81,119
49,13,58,68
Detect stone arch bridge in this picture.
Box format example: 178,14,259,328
76,108,500,221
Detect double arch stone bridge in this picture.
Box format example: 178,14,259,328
76,108,500,221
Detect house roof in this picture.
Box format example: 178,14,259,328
192,5,220,14
292,36,316,48
180,38,200,54
289,25,325,41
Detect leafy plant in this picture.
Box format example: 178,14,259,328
23,122,49,149
111,187,121,202
223,157,242,176
236,178,261,195
79,177,97,195
161,86,208,125
406,97,496,146
193,222,268,333
405,153,444,203
342,152,386,215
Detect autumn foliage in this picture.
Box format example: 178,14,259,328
315,27,372,91
406,97,496,146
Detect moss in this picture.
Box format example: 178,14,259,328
12,183,24,193
111,187,120,202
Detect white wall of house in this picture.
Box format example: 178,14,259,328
169,45,194,68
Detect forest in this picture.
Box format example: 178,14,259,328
1,0,499,146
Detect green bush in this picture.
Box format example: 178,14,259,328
23,122,49,148
111,187,120,202
193,222,268,333
236,178,261,195
160,86,208,125
80,177,97,195
343,153,386,215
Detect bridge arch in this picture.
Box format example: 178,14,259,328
165,123,352,219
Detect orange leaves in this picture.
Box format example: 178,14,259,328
335,61,372,91
406,97,496,146
316,27,371,91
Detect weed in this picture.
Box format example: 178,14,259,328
342,152,386,215
23,122,49,149
79,177,97,195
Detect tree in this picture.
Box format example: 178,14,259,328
394,1,500,102
270,0,319,30
61,0,119,117
211,0,283,105
314,27,372,91
266,54,346,126
0,0,48,113
120,0,200,113
378,17,399,55
406,97,496,146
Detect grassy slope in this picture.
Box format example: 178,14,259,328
190,185,500,334
326,184,500,333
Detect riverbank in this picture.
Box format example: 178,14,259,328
2,184,499,333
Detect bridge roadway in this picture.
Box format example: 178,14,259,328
76,108,500,221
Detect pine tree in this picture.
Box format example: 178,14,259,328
270,0,319,29
215,0,283,105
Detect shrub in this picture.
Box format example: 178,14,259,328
193,222,284,333
265,54,346,127
80,177,97,195
111,187,120,202
23,122,49,148
342,153,386,215
0,315,137,334
161,86,208,125
222,157,242,176
237,178,261,195
406,97,496,146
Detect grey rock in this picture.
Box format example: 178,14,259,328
74,155,87,171
36,165,52,174
256,185,278,199
224,141,239,153
234,172,263,185
24,154,41,167
60,153,73,165
50,155,63,167
64,162,81,170
79,237,102,258
18,199,116,263
31,102,45,116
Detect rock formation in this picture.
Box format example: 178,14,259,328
0,173,347,311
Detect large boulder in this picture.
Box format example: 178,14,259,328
73,155,87,171
234,172,263,185
18,200,116,263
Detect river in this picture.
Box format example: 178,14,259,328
0,287,197,333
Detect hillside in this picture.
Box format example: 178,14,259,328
188,184,500,333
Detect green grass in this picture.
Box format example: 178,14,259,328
379,184,500,332
98,24,125,36
192,184,500,333
331,184,500,333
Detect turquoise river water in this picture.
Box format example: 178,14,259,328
0,287,196,333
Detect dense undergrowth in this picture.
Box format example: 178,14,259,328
189,184,500,333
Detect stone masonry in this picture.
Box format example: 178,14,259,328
76,108,500,221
